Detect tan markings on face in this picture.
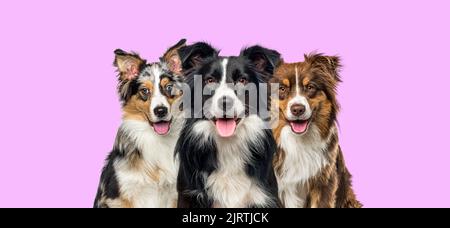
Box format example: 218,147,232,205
282,78,290,87
302,63,334,138
302,77,310,88
160,77,171,88
306,87,332,138
123,80,154,121
273,63,304,126
161,76,183,106
273,63,300,169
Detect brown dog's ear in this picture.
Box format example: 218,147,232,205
161,39,187,75
305,53,342,82
114,49,145,81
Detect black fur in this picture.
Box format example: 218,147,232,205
240,45,281,74
178,42,219,74
93,148,122,208
176,119,218,208
94,49,182,208
175,43,281,208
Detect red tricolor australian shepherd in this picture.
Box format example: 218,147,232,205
272,54,362,208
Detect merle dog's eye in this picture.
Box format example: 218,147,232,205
141,88,150,95
205,77,216,84
165,84,173,94
238,77,248,85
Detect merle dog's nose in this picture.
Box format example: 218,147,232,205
154,106,168,118
219,96,234,111
290,104,305,117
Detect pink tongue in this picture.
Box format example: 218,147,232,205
290,121,308,134
215,119,237,137
153,122,170,135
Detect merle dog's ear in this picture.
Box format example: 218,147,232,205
178,42,219,72
113,49,146,81
304,53,342,82
161,39,187,76
241,45,281,74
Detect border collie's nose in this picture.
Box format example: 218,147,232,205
291,104,305,117
154,106,168,118
219,96,234,111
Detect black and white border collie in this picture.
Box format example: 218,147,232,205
94,40,186,208
175,42,282,208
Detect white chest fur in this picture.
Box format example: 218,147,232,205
114,120,180,208
194,115,273,208
277,125,329,208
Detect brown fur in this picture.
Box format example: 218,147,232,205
94,41,186,208
161,39,186,75
273,53,362,208
122,81,154,122
115,64,181,203
103,197,134,208
95,183,135,208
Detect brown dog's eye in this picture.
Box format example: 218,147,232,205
307,84,316,91
279,86,288,100
306,84,317,96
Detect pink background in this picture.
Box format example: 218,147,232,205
0,0,449,208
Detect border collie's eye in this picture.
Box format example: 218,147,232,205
238,78,248,85
280,86,286,92
205,77,216,84
307,84,315,91
141,88,150,95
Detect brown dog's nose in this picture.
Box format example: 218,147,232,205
291,104,305,116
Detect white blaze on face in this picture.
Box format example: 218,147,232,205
220,58,228,84
209,58,245,137
148,65,171,121
287,66,312,121
295,66,300,96
140,64,172,135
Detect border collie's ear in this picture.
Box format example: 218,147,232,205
161,39,187,76
305,53,342,82
178,42,219,72
241,45,281,74
113,49,145,81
